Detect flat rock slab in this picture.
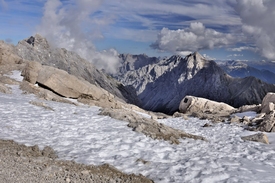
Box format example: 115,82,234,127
241,133,269,144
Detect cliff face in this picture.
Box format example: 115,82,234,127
115,52,275,114
15,34,141,106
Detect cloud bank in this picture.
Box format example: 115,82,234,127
234,0,275,60
151,22,237,53
36,0,120,74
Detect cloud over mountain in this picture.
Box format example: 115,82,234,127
36,0,120,74
234,0,275,60
151,22,237,53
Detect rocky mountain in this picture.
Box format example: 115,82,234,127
218,60,275,84
114,52,275,114
15,34,140,105
118,54,159,74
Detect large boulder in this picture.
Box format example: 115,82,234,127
21,61,42,84
261,93,275,113
21,62,121,108
179,95,236,116
256,111,275,132
36,65,108,100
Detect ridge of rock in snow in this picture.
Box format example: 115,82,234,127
115,52,275,114
15,34,140,106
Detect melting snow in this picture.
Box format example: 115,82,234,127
1,71,275,182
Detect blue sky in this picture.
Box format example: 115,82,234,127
1,0,274,62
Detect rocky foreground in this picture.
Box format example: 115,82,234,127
0,139,152,183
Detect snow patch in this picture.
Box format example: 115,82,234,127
1,82,275,182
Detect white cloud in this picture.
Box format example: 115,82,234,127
233,0,275,60
151,22,237,53
203,54,216,60
177,51,192,56
36,0,120,74
228,46,258,52
227,54,243,57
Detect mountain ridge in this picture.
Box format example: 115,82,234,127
15,34,141,106
115,52,275,114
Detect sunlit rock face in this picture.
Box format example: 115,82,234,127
15,34,140,106
115,52,275,114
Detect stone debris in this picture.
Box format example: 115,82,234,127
0,139,153,183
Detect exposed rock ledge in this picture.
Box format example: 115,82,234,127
99,108,206,144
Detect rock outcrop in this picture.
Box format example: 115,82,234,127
115,52,275,114
15,34,140,106
261,93,275,113
179,96,236,115
179,96,236,122
99,108,205,144
21,61,121,109
241,133,269,144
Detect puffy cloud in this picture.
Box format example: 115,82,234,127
36,0,120,74
233,0,275,60
151,22,237,53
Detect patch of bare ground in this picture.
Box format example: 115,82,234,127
0,139,153,183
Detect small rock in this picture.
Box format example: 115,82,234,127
202,123,212,127
65,177,71,183
241,133,269,144
241,116,250,124
81,170,90,175
230,115,240,123
136,158,150,165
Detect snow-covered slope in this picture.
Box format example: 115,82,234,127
2,71,275,183
115,52,275,114
218,60,275,84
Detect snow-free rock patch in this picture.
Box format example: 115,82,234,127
241,133,269,144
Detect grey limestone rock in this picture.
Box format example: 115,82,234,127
15,34,140,106
99,108,206,144
241,133,269,144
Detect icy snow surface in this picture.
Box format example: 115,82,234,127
1,71,275,182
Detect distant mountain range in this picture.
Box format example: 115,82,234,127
216,60,275,84
114,52,275,114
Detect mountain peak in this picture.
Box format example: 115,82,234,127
184,51,207,72
187,51,205,61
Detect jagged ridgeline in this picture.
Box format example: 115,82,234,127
115,52,275,114
15,34,141,106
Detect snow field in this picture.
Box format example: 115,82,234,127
1,71,275,182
